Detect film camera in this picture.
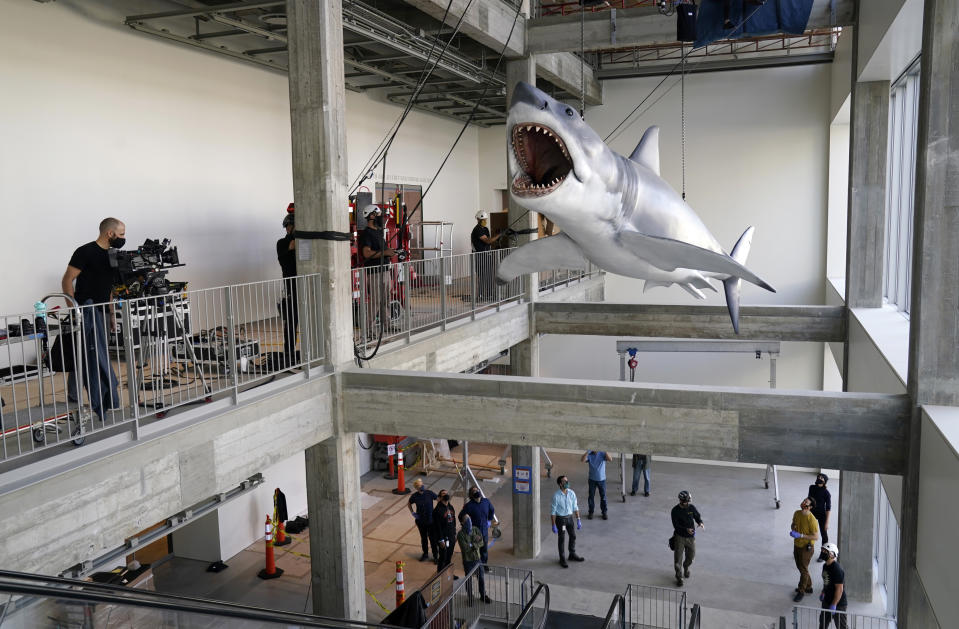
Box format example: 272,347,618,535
111,238,187,299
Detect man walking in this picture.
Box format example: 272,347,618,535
550,475,584,568
818,543,848,628
670,490,704,587
582,450,612,520
790,496,820,602
631,453,651,497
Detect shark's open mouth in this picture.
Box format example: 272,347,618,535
510,123,573,197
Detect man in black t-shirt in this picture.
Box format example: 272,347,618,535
61,217,125,418
276,207,299,365
670,490,705,587
471,211,503,300
818,543,848,628
358,205,395,334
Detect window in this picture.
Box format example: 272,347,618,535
882,60,921,314
874,480,900,614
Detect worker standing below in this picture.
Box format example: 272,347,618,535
631,453,651,497
61,218,124,419
462,486,497,564
818,543,848,628
470,211,503,301
276,204,298,366
407,479,439,562
807,473,832,562
358,205,395,332
550,475,584,568
582,450,612,520
670,490,704,587
457,513,490,604
431,490,457,573
789,496,820,603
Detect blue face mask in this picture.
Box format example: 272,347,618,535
463,515,472,533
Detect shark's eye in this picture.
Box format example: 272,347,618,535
565,107,575,117
541,100,549,110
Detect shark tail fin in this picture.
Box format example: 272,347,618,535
723,226,755,334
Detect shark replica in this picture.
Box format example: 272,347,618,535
498,81,775,333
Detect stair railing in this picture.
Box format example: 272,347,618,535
601,593,626,629
510,582,550,629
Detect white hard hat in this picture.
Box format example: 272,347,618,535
363,204,381,218
823,543,839,559
476,211,489,221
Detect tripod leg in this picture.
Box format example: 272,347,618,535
170,303,211,396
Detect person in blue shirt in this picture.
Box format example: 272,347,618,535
581,450,612,520
462,486,498,564
550,475,584,568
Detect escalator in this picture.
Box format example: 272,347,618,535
0,569,400,628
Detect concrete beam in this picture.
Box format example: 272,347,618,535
400,0,525,58
534,303,846,341
526,0,854,55
536,52,603,106
343,371,910,474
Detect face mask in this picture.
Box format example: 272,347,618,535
109,236,126,248
441,494,449,502
417,486,423,492
463,516,472,533
561,481,569,489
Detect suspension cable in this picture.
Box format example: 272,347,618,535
681,42,686,201
580,5,586,118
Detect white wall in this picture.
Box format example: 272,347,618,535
528,64,831,388
0,0,482,315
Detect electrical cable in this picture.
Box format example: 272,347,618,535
603,1,766,146
354,0,524,365
357,433,373,450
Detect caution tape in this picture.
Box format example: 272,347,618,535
365,588,391,613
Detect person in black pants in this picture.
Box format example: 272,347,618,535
408,478,439,562
818,543,848,628
808,473,832,561
431,489,457,572
276,207,299,366
549,475,584,568
470,211,503,300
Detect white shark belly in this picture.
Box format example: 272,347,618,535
570,229,706,284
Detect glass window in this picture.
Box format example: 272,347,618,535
882,60,921,315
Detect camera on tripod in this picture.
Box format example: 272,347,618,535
111,238,187,299
395,249,409,263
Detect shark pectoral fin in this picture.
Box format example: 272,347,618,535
618,231,775,292
496,233,589,283
643,280,671,293
680,283,707,300
688,272,717,292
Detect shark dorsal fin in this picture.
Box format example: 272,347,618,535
629,126,660,175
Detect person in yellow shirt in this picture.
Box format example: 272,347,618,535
789,496,820,602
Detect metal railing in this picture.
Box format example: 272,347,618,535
418,564,533,629
624,583,687,629
791,605,896,629
510,582,549,629
601,593,626,629
1,248,599,465
687,603,701,629
0,569,398,628
1,275,325,464
353,247,599,351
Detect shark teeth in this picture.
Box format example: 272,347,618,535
510,122,573,197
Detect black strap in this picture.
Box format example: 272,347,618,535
293,230,351,241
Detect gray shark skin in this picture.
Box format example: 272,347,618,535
499,81,775,333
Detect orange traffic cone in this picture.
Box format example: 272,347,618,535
392,450,411,495
395,561,406,606
257,516,284,580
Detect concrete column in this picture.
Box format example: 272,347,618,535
287,0,363,620
510,445,541,558
898,0,959,625
509,337,541,558
305,435,365,619
837,471,876,601
839,22,889,601
844,80,889,309
506,57,539,300
287,0,353,367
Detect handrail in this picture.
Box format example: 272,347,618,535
510,581,550,629
601,593,625,629
0,569,398,628
419,561,482,627
687,603,701,629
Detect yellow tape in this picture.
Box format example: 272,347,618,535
365,588,392,613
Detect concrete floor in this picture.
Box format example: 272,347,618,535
153,445,886,628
